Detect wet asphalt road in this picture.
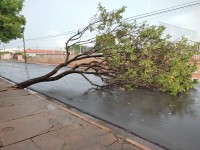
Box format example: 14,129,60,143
1,60,200,150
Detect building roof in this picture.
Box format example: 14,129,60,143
4,48,23,53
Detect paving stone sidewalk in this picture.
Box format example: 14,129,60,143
0,78,159,150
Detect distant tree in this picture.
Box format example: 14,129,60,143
0,0,26,43
15,4,199,96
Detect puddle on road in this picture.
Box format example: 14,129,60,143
68,84,200,150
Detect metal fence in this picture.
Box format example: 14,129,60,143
160,22,200,43
160,22,200,62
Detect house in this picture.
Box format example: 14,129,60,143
0,53,13,60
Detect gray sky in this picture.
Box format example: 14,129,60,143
2,0,200,50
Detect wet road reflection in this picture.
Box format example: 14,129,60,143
0,60,200,150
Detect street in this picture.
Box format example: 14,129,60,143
1,60,200,150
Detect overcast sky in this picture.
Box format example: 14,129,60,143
1,0,200,50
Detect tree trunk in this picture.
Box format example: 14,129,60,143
16,62,68,88
16,75,49,88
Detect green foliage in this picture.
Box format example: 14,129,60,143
0,0,26,43
94,4,199,96
14,51,23,55
0,51,9,55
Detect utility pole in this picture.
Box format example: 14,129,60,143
80,45,82,53
22,32,27,63
22,27,27,63
3,43,5,52
147,0,150,21
147,0,150,12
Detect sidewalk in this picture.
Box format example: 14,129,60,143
0,77,162,150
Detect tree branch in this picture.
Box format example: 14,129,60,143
79,73,102,88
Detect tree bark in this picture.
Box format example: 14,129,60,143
15,62,68,88
16,76,49,88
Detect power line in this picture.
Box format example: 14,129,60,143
125,0,200,21
5,0,200,46
145,4,200,22
25,30,78,41
125,1,200,21
26,0,200,41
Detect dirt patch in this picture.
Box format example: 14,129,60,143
68,57,103,67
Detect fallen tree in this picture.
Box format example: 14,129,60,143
16,4,199,96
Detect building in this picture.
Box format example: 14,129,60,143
24,49,66,64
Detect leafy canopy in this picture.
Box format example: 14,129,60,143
11,3,198,96
93,4,199,96
0,0,26,43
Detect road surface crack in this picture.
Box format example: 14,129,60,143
0,89,8,92
0,137,2,148
30,139,42,150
